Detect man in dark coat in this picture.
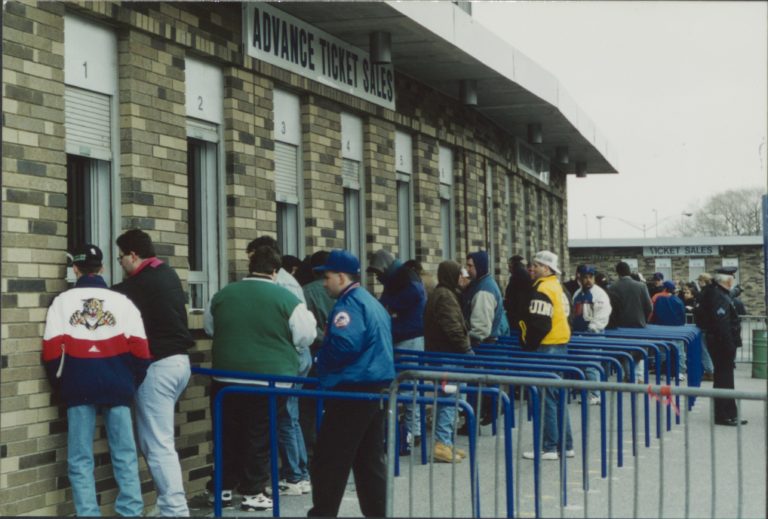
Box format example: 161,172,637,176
696,267,748,426
504,255,531,332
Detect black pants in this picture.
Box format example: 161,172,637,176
709,342,737,422
308,388,387,517
207,381,286,494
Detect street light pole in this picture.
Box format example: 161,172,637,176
596,215,604,238
652,209,658,238
583,213,588,239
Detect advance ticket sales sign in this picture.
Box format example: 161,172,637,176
243,3,395,110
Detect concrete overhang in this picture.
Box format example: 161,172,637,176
272,1,619,175
569,236,764,248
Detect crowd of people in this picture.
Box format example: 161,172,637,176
42,232,749,516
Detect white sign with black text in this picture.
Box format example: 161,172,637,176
643,245,720,257
242,3,395,110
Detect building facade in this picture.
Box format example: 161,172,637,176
569,236,765,315
1,2,616,515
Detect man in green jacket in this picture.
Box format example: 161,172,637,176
201,245,316,512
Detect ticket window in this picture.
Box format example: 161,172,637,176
439,145,455,261
274,90,304,258
341,113,365,266
395,131,414,260
64,16,118,284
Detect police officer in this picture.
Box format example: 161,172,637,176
696,266,748,426
308,249,395,517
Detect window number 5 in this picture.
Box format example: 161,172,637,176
197,96,204,111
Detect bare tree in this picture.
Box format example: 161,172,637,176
669,187,765,236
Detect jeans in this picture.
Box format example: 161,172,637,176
584,366,600,398
434,383,465,446
135,354,191,516
539,345,573,453
395,337,424,436
279,349,311,483
700,334,714,373
68,405,143,517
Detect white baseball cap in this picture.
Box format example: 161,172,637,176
532,250,560,274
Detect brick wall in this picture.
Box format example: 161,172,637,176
2,1,571,515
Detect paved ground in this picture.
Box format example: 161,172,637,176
193,365,766,518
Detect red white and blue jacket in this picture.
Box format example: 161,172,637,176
42,275,151,407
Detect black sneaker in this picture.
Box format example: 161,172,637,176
188,489,233,509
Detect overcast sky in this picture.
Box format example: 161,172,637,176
473,1,767,240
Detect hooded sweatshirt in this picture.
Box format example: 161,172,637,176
370,249,426,343
424,261,471,354
462,251,510,343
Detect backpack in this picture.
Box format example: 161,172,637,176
651,295,686,326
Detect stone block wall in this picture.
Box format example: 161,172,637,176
1,1,572,515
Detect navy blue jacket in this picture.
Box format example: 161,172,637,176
317,282,395,389
378,261,426,343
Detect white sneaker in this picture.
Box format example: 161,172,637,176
298,480,312,494
589,395,601,406
522,450,575,460
678,374,686,382
241,493,273,511
278,480,303,496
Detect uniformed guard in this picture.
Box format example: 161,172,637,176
308,249,395,517
695,266,748,426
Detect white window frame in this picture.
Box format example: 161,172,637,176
654,258,672,282
395,131,414,260
622,258,639,274
485,162,495,274
722,257,740,284
341,113,365,269
186,122,222,311
688,258,706,282
64,16,119,284
516,139,550,184
274,89,304,258
439,145,455,261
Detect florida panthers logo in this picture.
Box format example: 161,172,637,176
69,298,116,330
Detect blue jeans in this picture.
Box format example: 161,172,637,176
279,348,311,483
584,366,600,398
395,337,424,436
435,385,465,446
135,354,191,516
68,405,143,516
540,345,573,453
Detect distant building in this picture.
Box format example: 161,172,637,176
569,236,765,315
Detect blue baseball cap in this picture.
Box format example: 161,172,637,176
312,249,360,275
662,280,676,292
577,264,596,275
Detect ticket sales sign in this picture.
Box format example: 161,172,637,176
642,245,719,257
243,3,395,110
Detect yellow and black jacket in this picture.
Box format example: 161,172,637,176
519,274,571,349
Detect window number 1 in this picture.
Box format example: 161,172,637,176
82,61,88,79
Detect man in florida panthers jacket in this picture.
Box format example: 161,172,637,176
42,244,151,516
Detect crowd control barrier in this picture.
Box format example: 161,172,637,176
385,370,767,519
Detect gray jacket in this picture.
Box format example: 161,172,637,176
607,276,652,328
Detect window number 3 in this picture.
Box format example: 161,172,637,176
197,96,204,111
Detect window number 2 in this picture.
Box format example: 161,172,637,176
82,61,88,79
197,96,204,111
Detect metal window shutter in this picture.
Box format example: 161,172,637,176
342,159,360,190
275,142,299,204
65,86,111,161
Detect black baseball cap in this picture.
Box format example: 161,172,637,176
72,244,103,268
